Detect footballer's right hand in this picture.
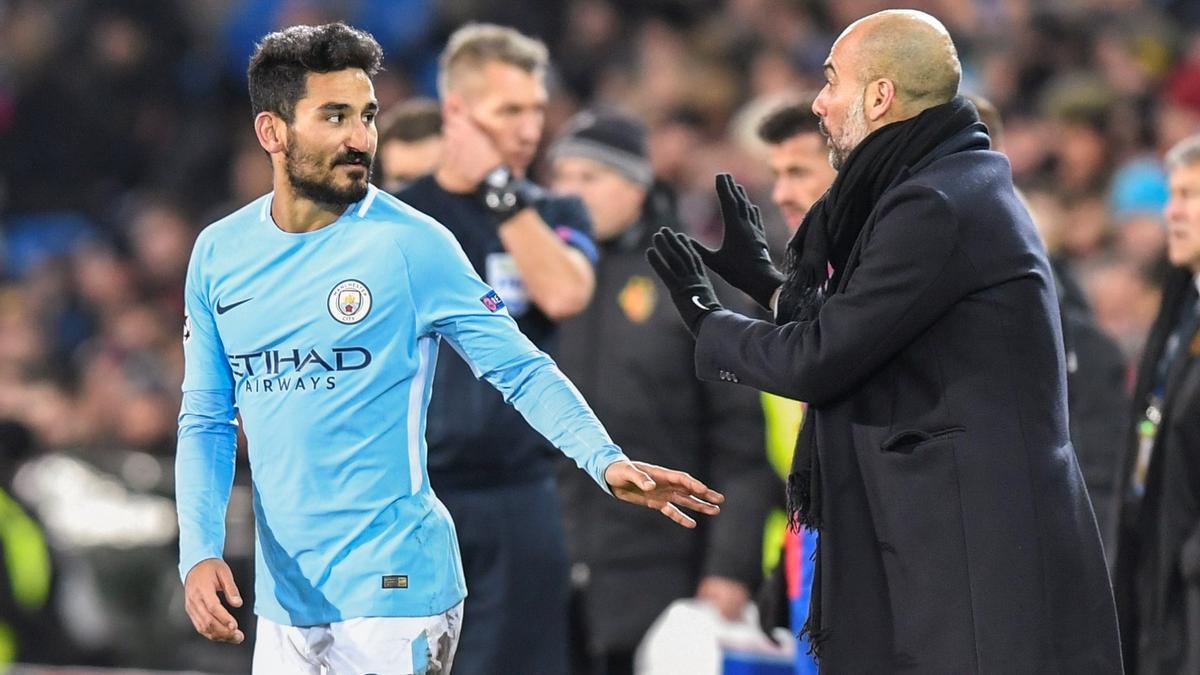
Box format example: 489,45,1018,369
605,460,724,528
184,558,245,644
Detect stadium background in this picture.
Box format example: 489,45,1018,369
1,0,1199,671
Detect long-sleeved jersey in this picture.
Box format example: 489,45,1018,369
177,185,626,626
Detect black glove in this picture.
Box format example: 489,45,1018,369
691,173,785,310
477,166,535,227
646,227,722,336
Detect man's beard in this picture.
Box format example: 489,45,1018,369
284,142,374,207
824,94,869,171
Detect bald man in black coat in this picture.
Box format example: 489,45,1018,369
648,9,1122,673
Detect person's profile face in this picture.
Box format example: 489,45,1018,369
459,61,548,172
284,68,379,205
767,132,838,230
812,35,870,170
380,136,442,192
551,156,644,241
1165,161,1200,273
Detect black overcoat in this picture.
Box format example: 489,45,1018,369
694,128,1123,673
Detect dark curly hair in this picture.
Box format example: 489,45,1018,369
756,99,821,145
248,22,383,123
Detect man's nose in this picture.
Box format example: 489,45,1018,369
347,119,371,151
772,180,788,208
812,94,826,118
1165,196,1184,224
517,116,541,144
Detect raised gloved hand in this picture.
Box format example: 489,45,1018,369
476,166,536,227
691,173,785,309
646,227,723,336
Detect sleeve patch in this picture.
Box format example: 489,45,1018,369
554,225,599,263
480,290,506,312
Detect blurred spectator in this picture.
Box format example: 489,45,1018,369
377,96,443,192
1158,49,1200,154
1114,133,1200,674
1086,259,1164,363
1110,158,1169,268
122,196,195,312
0,419,69,667
754,97,836,232
550,108,774,675
1041,74,1119,195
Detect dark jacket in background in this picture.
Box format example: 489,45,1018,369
1053,260,1130,550
1114,269,1200,674
556,192,775,653
397,175,597,675
398,175,595,489
692,128,1122,672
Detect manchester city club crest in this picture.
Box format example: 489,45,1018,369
327,279,373,324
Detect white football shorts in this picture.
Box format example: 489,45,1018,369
252,601,463,674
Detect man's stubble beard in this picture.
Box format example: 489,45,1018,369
827,94,869,171
284,140,374,207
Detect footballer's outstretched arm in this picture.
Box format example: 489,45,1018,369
400,223,724,526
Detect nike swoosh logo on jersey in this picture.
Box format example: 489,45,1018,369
216,297,253,315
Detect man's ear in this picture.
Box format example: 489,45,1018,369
442,92,464,120
254,112,288,154
864,79,896,123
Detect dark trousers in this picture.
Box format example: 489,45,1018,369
437,476,570,675
568,562,697,675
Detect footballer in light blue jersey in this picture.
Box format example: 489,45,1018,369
179,184,630,626
176,23,722,661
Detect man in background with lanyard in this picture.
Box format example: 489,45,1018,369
1114,133,1200,674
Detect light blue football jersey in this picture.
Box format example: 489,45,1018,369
176,185,627,626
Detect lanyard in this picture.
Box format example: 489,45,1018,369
1132,293,1200,498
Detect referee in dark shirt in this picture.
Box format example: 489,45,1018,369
398,24,596,675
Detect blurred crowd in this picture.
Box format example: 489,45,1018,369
2,0,1200,670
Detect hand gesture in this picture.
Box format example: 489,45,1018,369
183,558,245,644
646,227,723,335
441,109,505,188
691,174,785,309
604,460,724,528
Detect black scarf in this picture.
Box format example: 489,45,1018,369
780,95,984,655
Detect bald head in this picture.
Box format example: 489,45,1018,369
839,10,961,118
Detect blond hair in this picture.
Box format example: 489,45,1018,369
1166,134,1200,171
437,23,549,98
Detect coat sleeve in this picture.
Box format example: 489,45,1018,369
694,185,969,406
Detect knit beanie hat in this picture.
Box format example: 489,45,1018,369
549,108,653,187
